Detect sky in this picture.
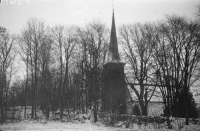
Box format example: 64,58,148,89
0,0,199,34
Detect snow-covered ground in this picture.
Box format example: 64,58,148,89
1,107,200,131
1,119,200,131
181,125,200,131
0,120,116,131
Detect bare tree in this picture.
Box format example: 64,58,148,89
77,20,109,122
119,23,157,116
38,30,53,119
19,18,46,119
62,26,78,117
154,15,200,125
0,27,16,123
51,25,66,119
18,28,30,119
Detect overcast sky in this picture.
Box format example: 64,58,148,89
1,0,200,103
0,0,199,34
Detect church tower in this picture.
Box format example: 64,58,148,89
102,8,127,114
109,9,120,62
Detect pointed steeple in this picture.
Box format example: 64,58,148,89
109,9,120,61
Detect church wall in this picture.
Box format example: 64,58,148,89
128,101,164,116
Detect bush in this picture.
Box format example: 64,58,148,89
164,90,198,118
132,104,141,116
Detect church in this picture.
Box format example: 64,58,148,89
101,8,164,116
101,8,131,114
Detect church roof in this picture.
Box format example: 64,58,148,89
109,9,120,61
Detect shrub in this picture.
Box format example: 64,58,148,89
132,104,141,116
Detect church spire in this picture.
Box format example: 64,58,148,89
109,9,120,61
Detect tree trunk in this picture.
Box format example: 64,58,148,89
31,77,34,119
139,100,147,116
0,90,5,123
93,101,98,122
60,94,63,119
5,83,8,120
31,51,35,119
59,43,63,119
24,79,28,119
45,76,50,119
166,90,171,126
64,61,71,117
81,88,84,114
46,91,49,119
81,62,85,114
184,64,189,125
25,53,28,119
184,85,189,125
142,108,148,116
85,91,88,114
34,52,38,119
184,97,189,125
